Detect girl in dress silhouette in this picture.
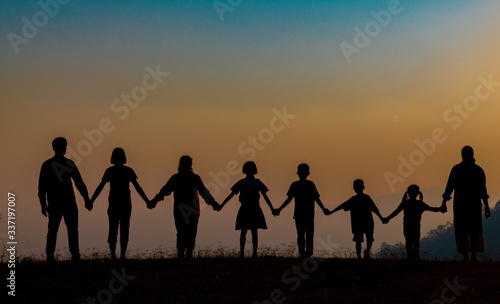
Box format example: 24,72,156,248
219,161,275,258
89,148,149,259
384,184,443,260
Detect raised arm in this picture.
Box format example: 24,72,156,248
131,179,149,205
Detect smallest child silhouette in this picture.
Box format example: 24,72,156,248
384,184,444,260
328,179,383,259
88,148,149,259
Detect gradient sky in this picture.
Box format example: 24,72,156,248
1,0,500,257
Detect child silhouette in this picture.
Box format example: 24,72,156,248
89,148,149,259
329,179,383,259
384,184,444,260
274,163,329,257
219,161,275,258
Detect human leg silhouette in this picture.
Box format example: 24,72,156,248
305,221,314,257
46,209,63,261
63,206,80,260
240,229,247,258
355,242,362,259
295,220,306,257
119,210,131,259
251,229,258,258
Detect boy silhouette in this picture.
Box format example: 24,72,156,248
328,179,383,259
274,163,328,257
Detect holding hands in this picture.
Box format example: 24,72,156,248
212,201,222,211
272,208,281,216
85,196,93,211
147,197,158,209
382,217,390,224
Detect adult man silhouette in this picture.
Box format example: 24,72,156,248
38,137,90,261
442,146,491,262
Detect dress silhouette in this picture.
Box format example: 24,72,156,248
384,185,443,260
219,161,275,258
88,148,149,259
329,179,383,259
38,137,90,261
150,155,219,258
441,146,491,262
275,163,329,257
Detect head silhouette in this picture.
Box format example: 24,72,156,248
461,146,474,162
242,161,257,176
52,137,67,156
403,184,423,201
111,148,126,165
353,179,365,194
297,163,310,179
178,155,193,172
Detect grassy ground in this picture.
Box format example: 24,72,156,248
2,255,499,304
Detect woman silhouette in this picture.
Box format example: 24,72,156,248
149,155,219,258
441,146,491,262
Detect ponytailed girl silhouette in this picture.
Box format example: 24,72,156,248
384,184,444,260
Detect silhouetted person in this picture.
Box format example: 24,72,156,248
149,155,219,258
219,161,275,258
38,137,90,261
328,179,383,259
384,185,444,260
88,148,149,260
441,146,491,262
274,163,329,257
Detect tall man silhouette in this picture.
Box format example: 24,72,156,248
38,137,90,261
